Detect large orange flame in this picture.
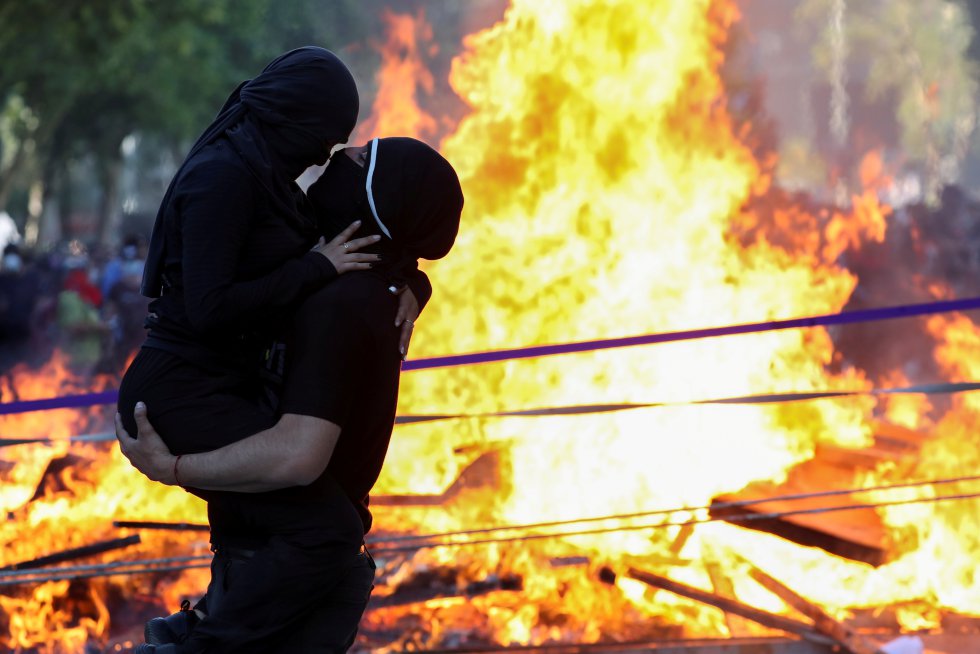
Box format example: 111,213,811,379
351,9,439,143
4,0,980,650
367,0,972,644
0,354,209,651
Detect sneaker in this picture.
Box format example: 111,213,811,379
134,644,179,653
144,599,198,645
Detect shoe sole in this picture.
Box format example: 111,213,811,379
144,618,176,645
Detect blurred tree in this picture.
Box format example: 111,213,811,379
961,0,980,58
796,0,979,202
0,94,37,215
0,0,364,246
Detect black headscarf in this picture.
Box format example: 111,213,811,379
141,46,360,297
366,137,464,260
309,137,463,275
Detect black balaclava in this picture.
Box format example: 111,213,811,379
310,137,463,273
141,46,360,297
309,153,372,238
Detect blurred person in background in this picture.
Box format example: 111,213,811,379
0,212,18,254
56,250,109,374
100,234,150,371
0,243,41,377
101,233,146,299
30,251,68,364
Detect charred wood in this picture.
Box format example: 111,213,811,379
372,450,501,506
740,557,884,654
395,636,838,653
0,534,140,571
30,453,94,501
708,419,931,567
599,566,833,646
708,497,886,567
371,573,522,608
702,546,757,638
113,520,209,532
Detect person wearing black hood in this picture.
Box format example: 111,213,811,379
117,137,464,653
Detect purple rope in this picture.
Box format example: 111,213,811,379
402,295,980,370
0,390,119,416
3,296,979,416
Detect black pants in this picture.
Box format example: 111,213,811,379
191,544,375,653
119,347,368,652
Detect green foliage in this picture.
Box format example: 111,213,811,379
795,0,980,197
0,0,368,230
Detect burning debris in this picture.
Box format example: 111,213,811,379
1,536,142,575
3,0,980,652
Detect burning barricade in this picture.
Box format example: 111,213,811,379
3,0,980,652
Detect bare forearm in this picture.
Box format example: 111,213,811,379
176,414,339,492
176,429,301,492
117,406,340,493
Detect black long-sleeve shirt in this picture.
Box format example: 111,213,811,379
144,137,430,373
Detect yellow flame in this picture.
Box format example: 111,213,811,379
378,0,975,643
351,9,438,143
0,351,210,650
6,0,980,649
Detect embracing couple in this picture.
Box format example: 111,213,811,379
114,46,463,653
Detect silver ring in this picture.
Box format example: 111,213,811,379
343,242,350,250
405,320,414,327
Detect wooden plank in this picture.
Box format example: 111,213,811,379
703,556,758,638
669,524,695,555
739,557,883,654
114,520,209,532
708,418,938,565
599,566,834,646
868,419,932,450
411,637,837,653
813,444,914,470
371,451,499,506
371,573,522,608
0,534,141,571
709,488,887,566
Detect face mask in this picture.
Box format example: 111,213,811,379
308,153,371,240
2,253,22,273
263,122,333,179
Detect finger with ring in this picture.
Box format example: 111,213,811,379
343,242,350,250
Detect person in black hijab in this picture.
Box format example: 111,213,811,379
115,47,432,652
141,45,360,298
118,137,464,653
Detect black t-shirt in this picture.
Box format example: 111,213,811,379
278,271,402,533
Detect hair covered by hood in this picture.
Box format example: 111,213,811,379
364,137,463,261
239,47,360,167
141,46,360,298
